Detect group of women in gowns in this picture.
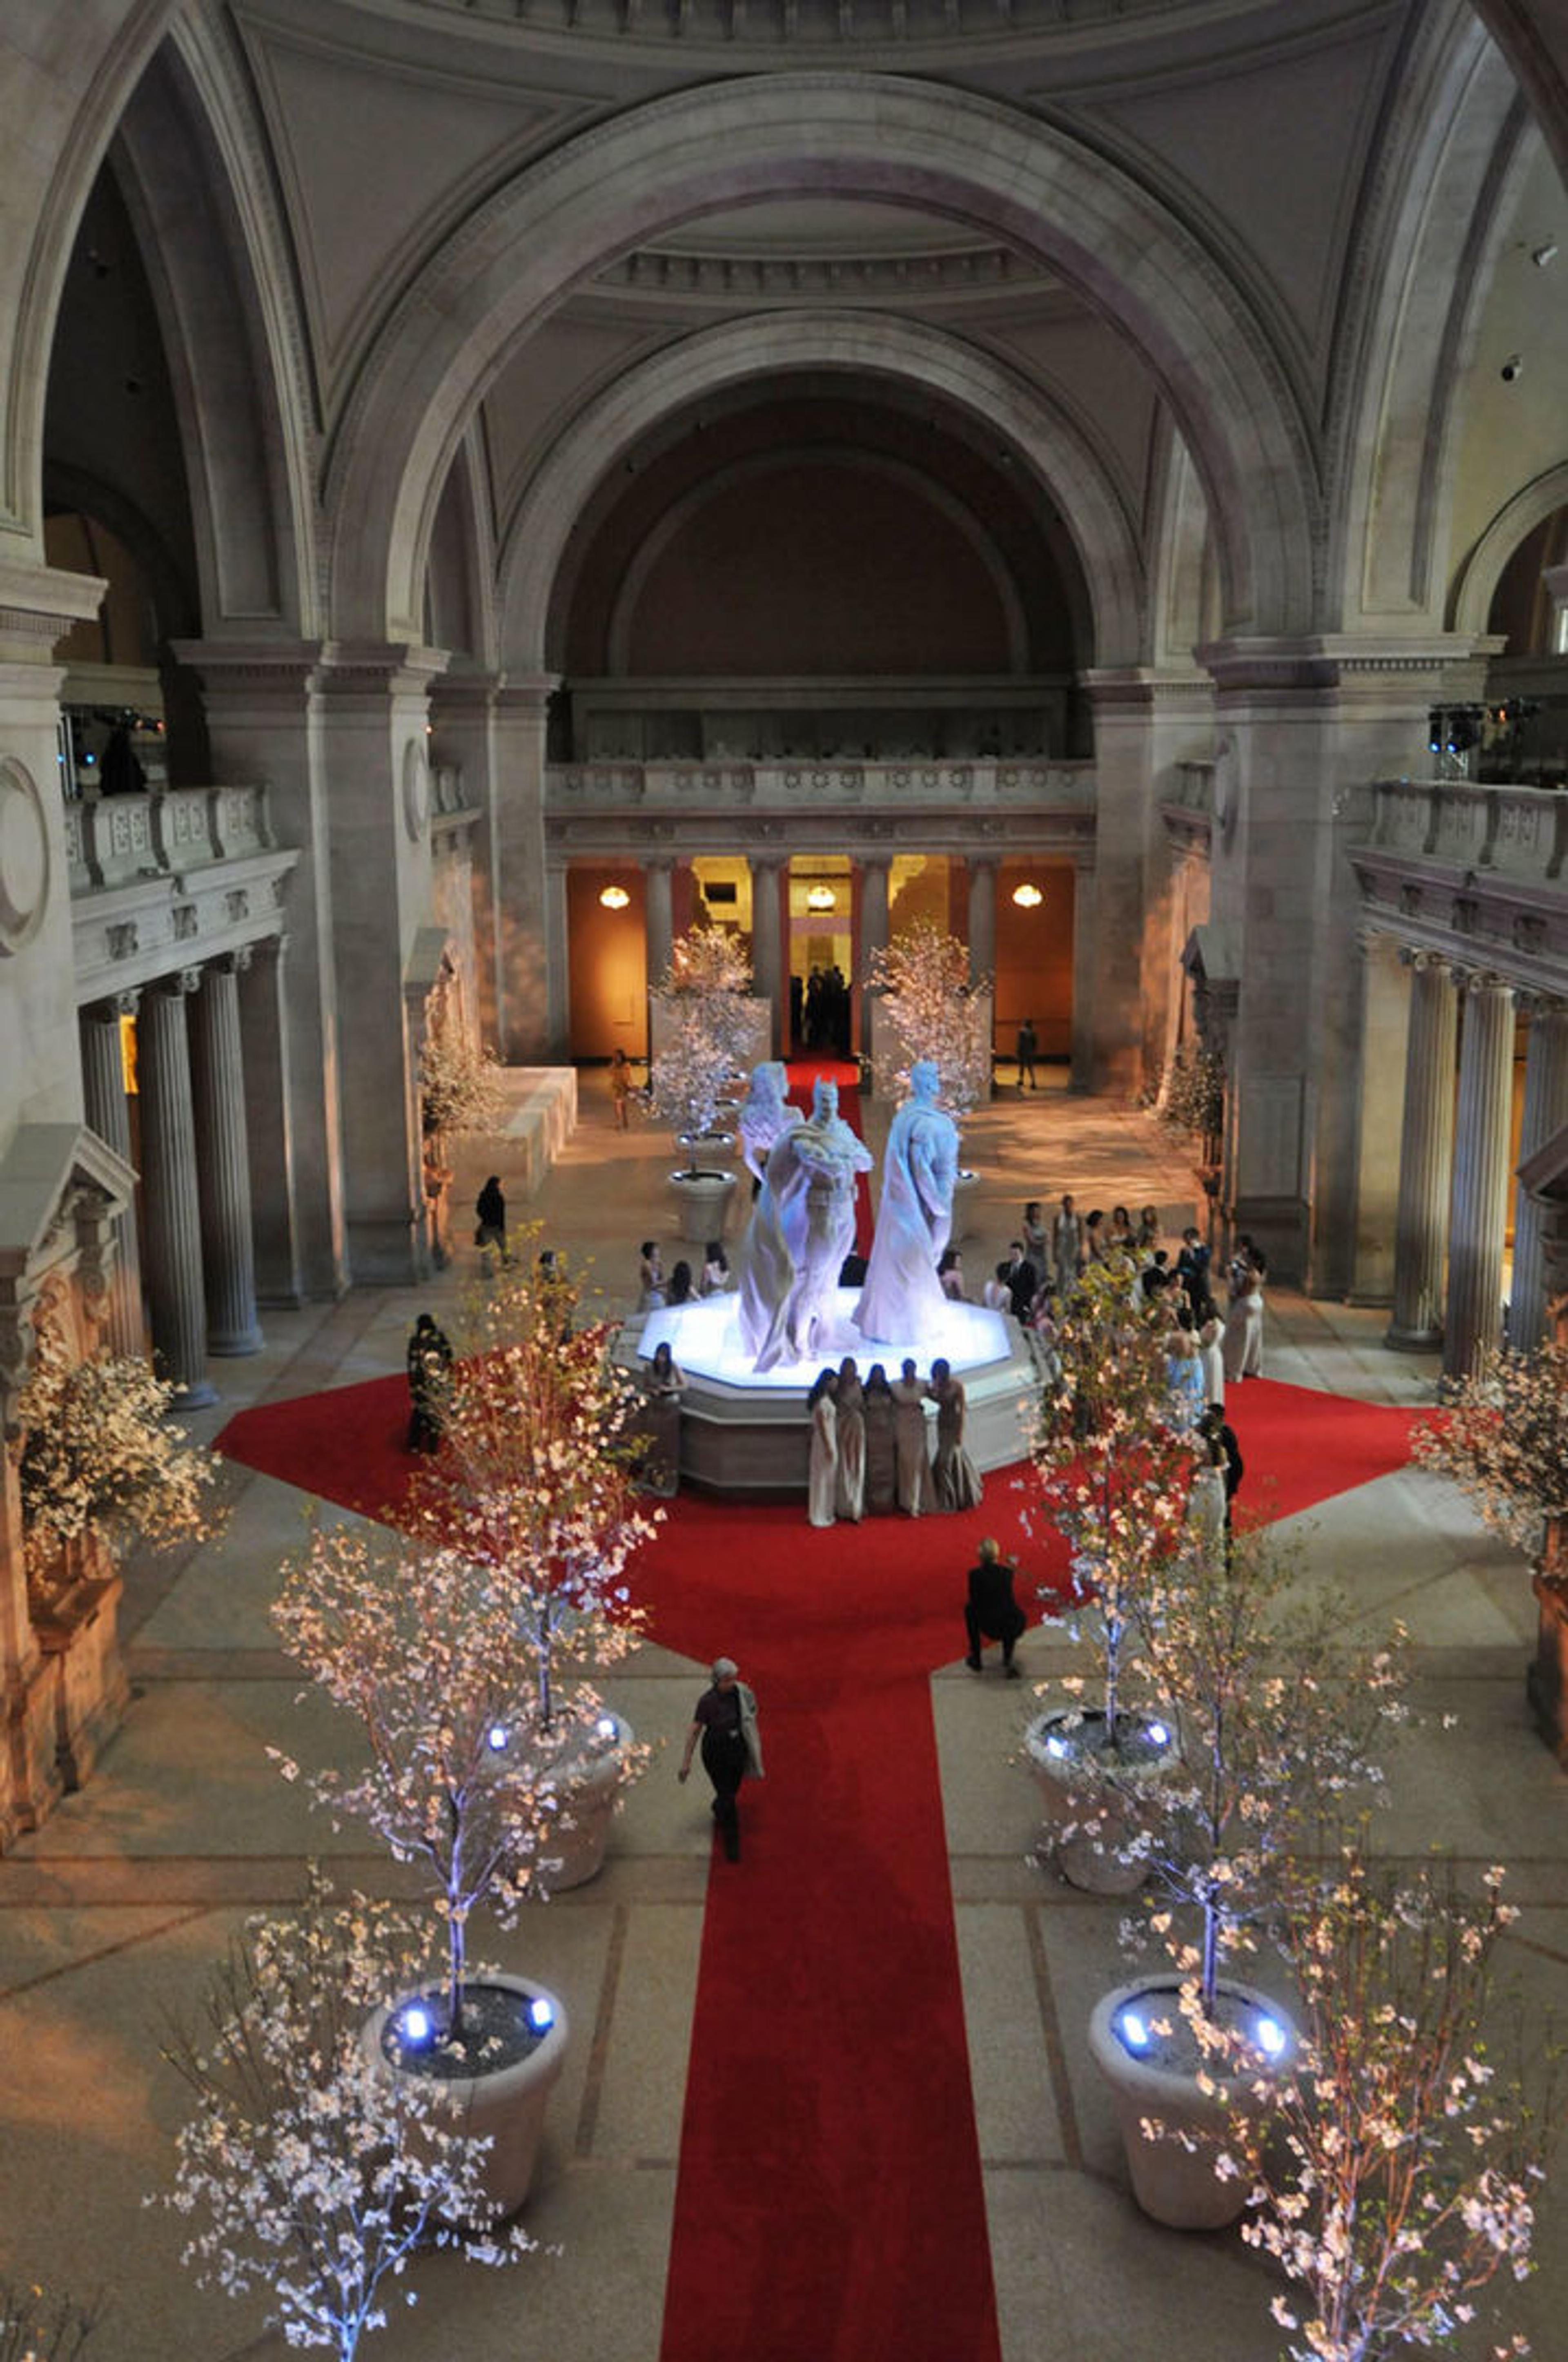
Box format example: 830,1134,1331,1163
808,1353,982,1526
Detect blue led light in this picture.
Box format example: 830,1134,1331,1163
1119,2010,1150,2053
1254,2014,1287,2059
1146,1721,1170,1747
400,2003,433,2046
1045,1734,1068,1759
488,1724,508,1751
528,1997,554,2032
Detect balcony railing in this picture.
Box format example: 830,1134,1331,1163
547,758,1094,809
1363,778,1568,885
65,787,275,896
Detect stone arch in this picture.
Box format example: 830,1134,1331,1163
330,75,1315,648
1324,11,1530,630
600,445,1034,677
498,312,1144,672
1451,460,1568,635
107,24,320,635
0,0,179,556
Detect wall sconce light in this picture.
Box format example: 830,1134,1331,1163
806,883,837,912
1012,881,1044,909
599,883,630,910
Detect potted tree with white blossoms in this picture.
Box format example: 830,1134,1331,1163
1238,1842,1552,2362
400,1249,660,1891
416,1017,503,1269
160,1880,534,2355
1088,1528,1410,2230
273,1529,577,2222
15,1316,226,1787
1022,1258,1194,1892
651,924,756,1239
1414,1337,1568,1761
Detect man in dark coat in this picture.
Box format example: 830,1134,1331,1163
964,1537,1028,1676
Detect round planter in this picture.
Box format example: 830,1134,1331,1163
539,1709,636,1893
1088,1975,1298,2230
362,1971,569,2224
1026,1705,1179,1894
668,1165,737,1242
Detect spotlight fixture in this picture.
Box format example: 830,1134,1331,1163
1253,2013,1287,2060
599,882,630,910
399,2002,435,2047
806,883,837,912
528,1997,555,2032
1118,2009,1151,2054
1532,241,1558,268
1011,881,1044,909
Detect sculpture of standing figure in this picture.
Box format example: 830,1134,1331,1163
746,1076,871,1373
735,1062,804,1359
855,1059,959,1344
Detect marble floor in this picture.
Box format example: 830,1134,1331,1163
1,1068,1564,2362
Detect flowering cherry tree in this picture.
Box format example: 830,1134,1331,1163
866,919,991,1115
14,1322,225,1607
1026,1258,1196,1749
274,1527,584,2037
1140,1530,1410,2032
650,925,754,1169
401,1254,659,1733
1414,1341,1568,1564
1243,1846,1550,2362
160,1884,531,2358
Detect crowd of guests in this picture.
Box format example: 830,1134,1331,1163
791,964,852,1056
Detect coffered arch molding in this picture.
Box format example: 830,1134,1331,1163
1451,460,1568,636
330,75,1316,649
499,314,1143,671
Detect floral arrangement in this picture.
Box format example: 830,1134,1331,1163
159,1881,532,2356
273,1527,593,2037
14,1323,226,1604
1026,1258,1197,1752
0,2278,99,2361
1414,1341,1568,1563
650,925,754,1169
401,1250,659,1732
1241,1845,1549,2362
417,1024,503,1139
866,919,991,1116
1139,1529,1410,2033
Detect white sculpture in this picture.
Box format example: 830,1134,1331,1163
742,1074,871,1372
735,1063,804,1361
855,1058,958,1344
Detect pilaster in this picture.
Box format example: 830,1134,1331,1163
1347,934,1410,1306
138,971,216,1406
491,674,557,1062
190,954,263,1355
1443,971,1517,1382
1386,952,1458,1349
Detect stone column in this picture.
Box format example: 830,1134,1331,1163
1386,954,1459,1349
79,994,145,1359
1348,933,1412,1305
189,954,263,1355
1508,996,1568,1351
749,854,785,1054
1443,971,1517,1382
1070,861,1098,1091
172,641,346,1299
967,855,998,987
856,852,891,1074
237,935,305,1305
491,675,556,1061
138,971,215,1405
646,857,675,991
544,859,570,1060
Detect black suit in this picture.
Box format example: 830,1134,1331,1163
964,1558,1027,1666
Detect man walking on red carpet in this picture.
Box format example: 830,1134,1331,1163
679,1658,764,1859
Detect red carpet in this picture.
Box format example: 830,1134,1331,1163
216,1373,1417,2362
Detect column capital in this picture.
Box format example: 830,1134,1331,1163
1459,967,1516,999
84,987,140,1021
153,967,205,998
494,672,560,720
1519,990,1568,1023
1398,945,1453,976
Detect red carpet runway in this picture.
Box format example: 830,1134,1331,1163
217,1372,1416,2362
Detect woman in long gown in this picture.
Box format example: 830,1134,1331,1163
835,1356,866,1522
641,1341,685,1496
1221,1248,1265,1382
889,1356,933,1517
862,1364,898,1514
807,1368,839,1528
930,1358,983,1512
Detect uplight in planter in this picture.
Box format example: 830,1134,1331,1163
1146,1722,1170,1747
400,2002,435,2047
1253,2013,1287,2059
595,1716,619,1743
1118,2009,1151,2054
528,1997,555,2033
1044,1733,1069,1760
488,1723,509,1752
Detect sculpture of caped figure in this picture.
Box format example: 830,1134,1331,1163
855,1059,958,1344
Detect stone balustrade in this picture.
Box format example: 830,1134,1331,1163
66,785,276,896
1364,778,1568,885
548,757,1094,810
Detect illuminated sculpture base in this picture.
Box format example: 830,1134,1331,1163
623,1291,1040,1495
